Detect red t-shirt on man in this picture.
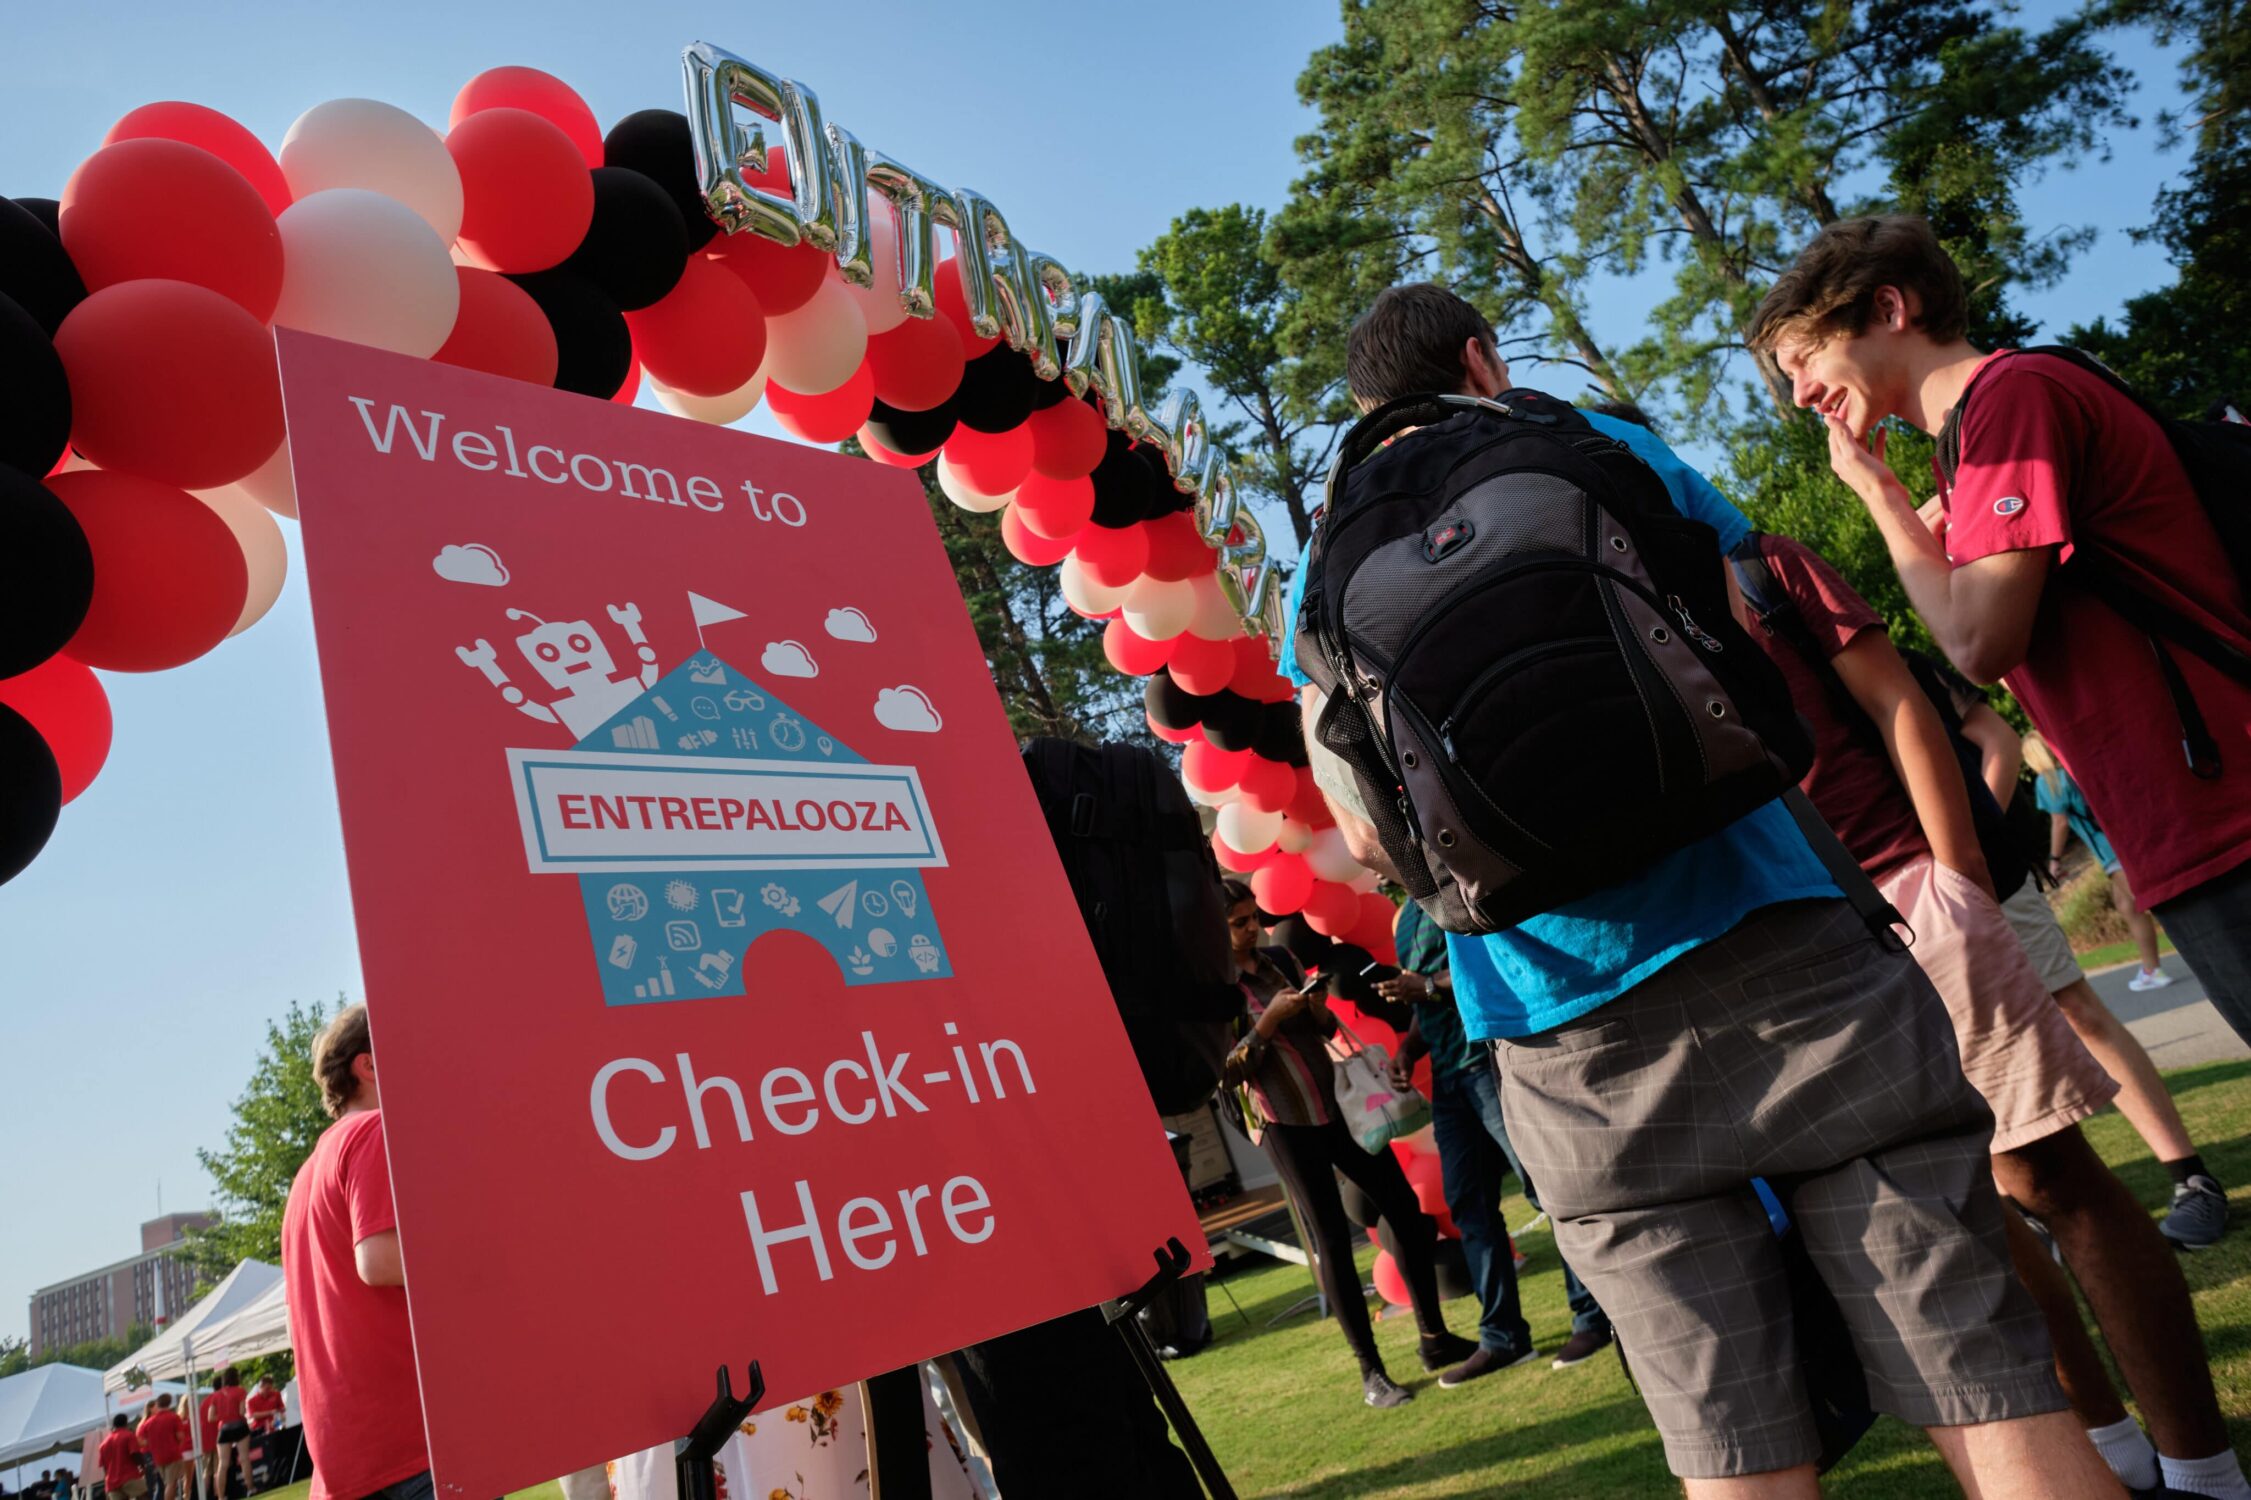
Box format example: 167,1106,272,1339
246,1390,284,1433
1745,534,1931,877
136,1409,188,1466
281,1109,427,1500
1937,350,2251,907
96,1429,139,1491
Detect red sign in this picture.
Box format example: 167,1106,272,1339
278,331,1204,1498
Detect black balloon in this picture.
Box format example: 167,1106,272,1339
0,703,61,888
1088,428,1153,528
1199,691,1261,752
562,167,690,311
1139,442,1193,517
0,467,93,679
1254,700,1306,765
0,291,69,478
863,396,958,457
952,343,1039,434
14,196,59,236
0,197,86,336
1027,356,1069,411
601,110,719,252
1144,670,1205,732
508,269,633,399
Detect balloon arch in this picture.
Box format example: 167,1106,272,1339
0,41,1394,959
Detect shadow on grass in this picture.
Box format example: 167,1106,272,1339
1252,1393,1662,1499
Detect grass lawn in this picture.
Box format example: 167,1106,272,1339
2077,932,2179,972
1166,1058,2251,1499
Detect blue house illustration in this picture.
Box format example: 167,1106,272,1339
553,652,952,1006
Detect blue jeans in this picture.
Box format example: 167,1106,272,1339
1432,1060,1609,1342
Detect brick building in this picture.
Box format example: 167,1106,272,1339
28,1212,215,1358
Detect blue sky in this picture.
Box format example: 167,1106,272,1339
0,0,2192,1340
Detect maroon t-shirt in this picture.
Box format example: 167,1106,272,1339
1937,351,2251,906
1746,535,1932,878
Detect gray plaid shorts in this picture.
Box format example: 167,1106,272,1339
1495,899,2064,1479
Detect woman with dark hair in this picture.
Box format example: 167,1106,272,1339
1220,879,1472,1407
208,1368,253,1499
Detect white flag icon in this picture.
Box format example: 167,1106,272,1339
688,591,747,628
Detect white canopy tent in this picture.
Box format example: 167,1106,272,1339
103,1260,280,1394
0,1364,185,1467
178,1276,290,1368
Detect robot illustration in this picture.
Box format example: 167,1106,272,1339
456,602,660,740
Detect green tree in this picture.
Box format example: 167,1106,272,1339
188,999,338,1278
0,1334,25,1376
1131,205,1348,547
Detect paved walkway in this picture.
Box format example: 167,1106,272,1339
2099,953,2251,1068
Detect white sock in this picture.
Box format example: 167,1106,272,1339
2088,1418,2160,1491
2162,1449,2251,1500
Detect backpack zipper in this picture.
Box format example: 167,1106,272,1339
1435,637,1615,757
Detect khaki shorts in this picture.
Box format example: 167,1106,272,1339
1881,856,2117,1153
1497,899,2062,1479
1999,880,2085,995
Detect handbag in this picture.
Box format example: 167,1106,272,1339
1326,1019,1431,1154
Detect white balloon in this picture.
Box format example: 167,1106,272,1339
1186,776,1239,809
763,276,869,395
1187,571,1245,641
274,189,461,357
843,202,909,335
936,455,1010,513
1059,553,1133,616
649,365,768,425
1306,826,1361,884
1217,801,1284,855
1121,574,1198,641
191,484,289,637
282,98,464,242
1277,819,1314,855
215,436,298,519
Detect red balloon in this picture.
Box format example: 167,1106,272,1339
625,255,767,397
864,311,965,411
105,102,291,218
1000,505,1078,566
1213,834,1278,874
1372,1250,1410,1308
0,654,112,804
1013,472,1094,539
1183,737,1252,791
1147,713,1197,745
933,257,1002,357
448,108,595,274
51,469,246,672
434,267,559,385
770,362,875,443
711,231,827,316
943,423,1033,495
1144,511,1219,582
1303,879,1362,936
1026,395,1107,479
1289,766,1335,829
451,67,603,169
55,280,284,490
1251,856,1314,916
1238,756,1299,815
1071,522,1150,590
1169,632,1236,696
858,426,939,469
61,139,282,320
611,357,641,405
1230,636,1278,696
1102,616,1173,675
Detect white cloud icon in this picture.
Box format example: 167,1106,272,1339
431,543,508,587
824,606,876,643
874,686,943,734
761,640,819,679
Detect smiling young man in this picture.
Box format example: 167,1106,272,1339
1751,217,2251,1069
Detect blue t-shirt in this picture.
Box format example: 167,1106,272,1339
1281,408,1839,1039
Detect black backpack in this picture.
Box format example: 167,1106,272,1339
1020,738,1238,1114
1294,390,1816,934
1937,346,2251,777
1729,535,2040,901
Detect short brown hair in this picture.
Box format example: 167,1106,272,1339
312,1003,372,1119
1347,284,1495,405
1750,216,1968,354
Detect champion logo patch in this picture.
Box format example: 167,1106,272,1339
1994,496,2028,517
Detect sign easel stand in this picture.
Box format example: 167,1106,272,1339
674,1362,764,1500
1104,1238,1238,1500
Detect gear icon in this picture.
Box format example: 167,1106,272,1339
760,882,801,918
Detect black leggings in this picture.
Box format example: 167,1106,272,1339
1262,1115,1446,1373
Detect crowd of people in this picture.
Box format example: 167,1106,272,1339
80,1372,289,1500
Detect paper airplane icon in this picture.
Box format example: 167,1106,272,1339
817,880,860,929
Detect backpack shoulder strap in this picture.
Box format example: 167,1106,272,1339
1781,788,1911,952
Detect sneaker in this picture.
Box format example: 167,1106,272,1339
2160,1175,2229,1250
1438,1343,1539,1388
2130,967,2177,992
1550,1326,1614,1369
1362,1370,1413,1408
1417,1330,1479,1371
